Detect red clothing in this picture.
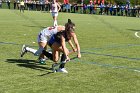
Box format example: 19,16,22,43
89,0,93,5
102,0,105,4
64,0,69,4
94,0,96,4
98,0,100,4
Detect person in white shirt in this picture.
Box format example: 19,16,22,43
20,1,25,12
50,0,61,26
20,25,65,59
41,19,81,73
20,19,80,65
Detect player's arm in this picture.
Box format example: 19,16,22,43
61,35,70,61
68,40,77,52
71,32,81,58
57,26,65,32
57,3,61,12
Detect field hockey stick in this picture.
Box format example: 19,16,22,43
69,50,76,54
51,56,78,73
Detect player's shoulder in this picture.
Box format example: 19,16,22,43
58,25,64,27
57,25,65,31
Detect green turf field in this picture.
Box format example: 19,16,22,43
0,9,140,93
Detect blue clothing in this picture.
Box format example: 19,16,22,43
48,35,56,47
48,31,70,47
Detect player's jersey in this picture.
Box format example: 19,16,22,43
48,31,70,47
51,3,58,13
38,26,58,43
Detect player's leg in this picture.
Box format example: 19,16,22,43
51,42,69,73
36,42,47,56
20,42,46,57
20,44,27,57
53,13,58,26
36,42,48,64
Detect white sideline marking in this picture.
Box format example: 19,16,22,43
135,32,140,38
134,70,140,73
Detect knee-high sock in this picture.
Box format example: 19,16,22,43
42,50,53,60
26,47,37,55
26,47,44,56
53,20,58,26
59,54,66,68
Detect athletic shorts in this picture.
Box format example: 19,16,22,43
51,12,58,17
48,35,56,47
37,33,47,43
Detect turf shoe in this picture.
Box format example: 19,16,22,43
56,68,68,73
39,58,46,65
20,45,27,57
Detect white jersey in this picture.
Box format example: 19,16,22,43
51,3,58,13
38,26,58,43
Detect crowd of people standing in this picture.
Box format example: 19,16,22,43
0,0,140,17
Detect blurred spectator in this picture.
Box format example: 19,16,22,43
7,0,11,9
109,4,113,15
137,7,140,17
32,0,36,10
83,4,87,14
66,3,70,12
89,0,93,14
125,5,128,16
104,4,109,15
120,5,124,16
45,0,50,12
0,0,2,8
13,0,16,9
99,3,104,15
117,5,120,16
73,3,78,13
93,3,97,14
113,4,117,15
17,0,20,9
20,0,25,12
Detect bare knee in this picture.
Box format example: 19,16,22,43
53,59,59,63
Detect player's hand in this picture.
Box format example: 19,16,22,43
66,56,70,62
73,48,77,52
77,53,81,58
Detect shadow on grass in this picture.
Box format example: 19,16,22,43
127,29,140,32
6,59,53,75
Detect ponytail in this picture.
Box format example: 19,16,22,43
65,19,75,33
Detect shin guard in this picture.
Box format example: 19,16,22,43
59,54,66,68
42,50,53,60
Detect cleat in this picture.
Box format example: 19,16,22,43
39,58,46,65
20,45,27,57
52,63,59,73
56,68,68,73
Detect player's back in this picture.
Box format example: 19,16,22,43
41,26,58,37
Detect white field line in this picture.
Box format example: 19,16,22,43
135,32,140,38
134,70,140,73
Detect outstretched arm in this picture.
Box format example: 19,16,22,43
57,2,61,12
68,40,77,52
71,33,81,58
61,35,70,61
